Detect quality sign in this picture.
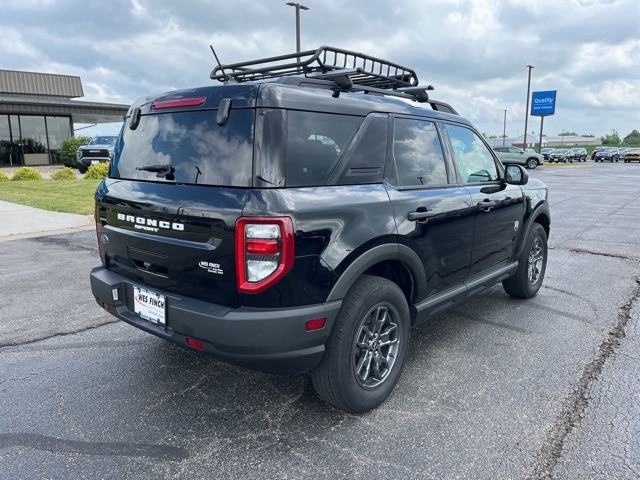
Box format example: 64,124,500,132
531,90,557,116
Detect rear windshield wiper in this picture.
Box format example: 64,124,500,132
136,164,175,180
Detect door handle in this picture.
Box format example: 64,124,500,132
477,200,497,211
407,209,437,222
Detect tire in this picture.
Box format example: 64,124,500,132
311,275,410,413
502,223,548,299
526,158,538,169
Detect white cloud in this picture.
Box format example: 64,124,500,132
0,0,638,137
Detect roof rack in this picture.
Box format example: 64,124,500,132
210,45,419,90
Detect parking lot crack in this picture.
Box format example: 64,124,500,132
570,248,639,262
527,277,640,479
0,319,119,350
0,433,189,460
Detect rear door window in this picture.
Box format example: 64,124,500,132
112,109,254,187
391,118,448,188
286,111,362,187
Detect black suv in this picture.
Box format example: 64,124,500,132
90,46,550,412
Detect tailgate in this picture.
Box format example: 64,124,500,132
96,179,247,308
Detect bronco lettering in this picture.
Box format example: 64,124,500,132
117,212,184,231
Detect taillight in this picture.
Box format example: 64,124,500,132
236,217,294,294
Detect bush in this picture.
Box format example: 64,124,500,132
51,167,78,180
84,162,109,179
11,167,42,181
59,136,92,168
0,171,9,182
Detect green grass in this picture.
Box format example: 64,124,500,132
0,179,101,215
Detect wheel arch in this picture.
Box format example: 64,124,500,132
325,243,426,313
516,202,550,257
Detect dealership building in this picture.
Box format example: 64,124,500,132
0,69,129,167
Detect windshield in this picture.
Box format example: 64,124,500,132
112,109,254,187
90,136,117,145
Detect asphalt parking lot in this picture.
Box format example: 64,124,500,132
0,162,638,479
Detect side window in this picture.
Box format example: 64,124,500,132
445,124,499,184
393,118,447,188
286,111,362,187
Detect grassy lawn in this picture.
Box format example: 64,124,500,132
0,179,101,215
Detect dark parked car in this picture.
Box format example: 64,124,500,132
590,146,605,160
623,148,640,163
571,148,587,162
76,135,118,173
549,148,573,163
540,148,555,161
90,46,550,413
594,147,620,162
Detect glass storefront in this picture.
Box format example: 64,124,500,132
0,114,72,167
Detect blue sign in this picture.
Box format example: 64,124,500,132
531,90,556,116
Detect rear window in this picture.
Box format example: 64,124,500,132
112,109,254,186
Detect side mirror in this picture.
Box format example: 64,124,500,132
505,164,528,185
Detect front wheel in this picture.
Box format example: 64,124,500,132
503,223,548,299
526,158,538,169
311,275,410,413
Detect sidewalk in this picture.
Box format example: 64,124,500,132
0,200,94,241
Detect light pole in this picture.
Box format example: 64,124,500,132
285,2,309,61
503,110,507,146
523,65,534,149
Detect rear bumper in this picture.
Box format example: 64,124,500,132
90,266,340,373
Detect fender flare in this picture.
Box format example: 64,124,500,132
325,243,427,303
516,202,550,257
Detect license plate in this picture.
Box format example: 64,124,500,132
91,160,100,165
133,286,166,325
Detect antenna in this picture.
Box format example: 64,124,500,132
209,45,228,82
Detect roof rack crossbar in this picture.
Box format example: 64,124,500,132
210,46,419,90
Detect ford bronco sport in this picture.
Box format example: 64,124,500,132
90,46,550,413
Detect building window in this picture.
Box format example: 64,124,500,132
0,115,12,167
0,114,72,167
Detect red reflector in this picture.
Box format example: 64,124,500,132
151,97,206,110
186,338,205,350
103,303,112,313
246,239,279,255
306,318,326,331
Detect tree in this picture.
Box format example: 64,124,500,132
623,130,640,144
558,131,577,136
59,136,91,168
601,133,621,146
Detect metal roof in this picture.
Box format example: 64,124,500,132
0,94,129,124
0,70,84,98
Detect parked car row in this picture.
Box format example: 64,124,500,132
546,147,587,163
496,146,639,165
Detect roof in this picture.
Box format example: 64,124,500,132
0,70,84,98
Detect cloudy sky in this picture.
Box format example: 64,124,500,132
1,0,638,139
